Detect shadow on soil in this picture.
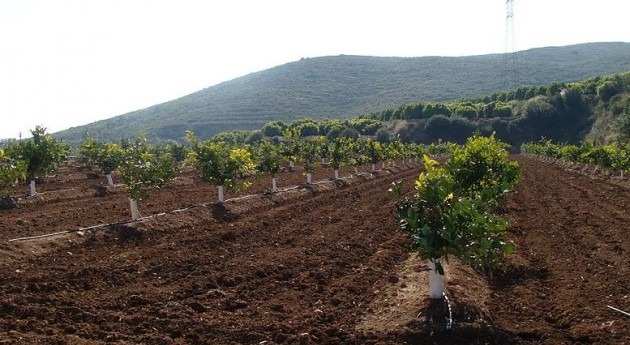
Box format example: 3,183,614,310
395,297,525,344
490,263,550,290
113,224,145,244
399,299,523,344
210,203,236,222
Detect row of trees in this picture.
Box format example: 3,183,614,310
362,100,513,122
391,135,521,300
521,139,630,176
474,71,630,104
212,118,385,145
75,130,455,220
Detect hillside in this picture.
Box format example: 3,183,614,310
54,42,630,144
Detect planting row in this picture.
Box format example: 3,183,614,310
1,127,454,217
521,139,630,177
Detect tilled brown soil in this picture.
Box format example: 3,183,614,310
0,156,628,344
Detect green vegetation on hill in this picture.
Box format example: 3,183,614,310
363,71,630,147
53,42,630,145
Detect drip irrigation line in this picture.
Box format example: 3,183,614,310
607,305,630,317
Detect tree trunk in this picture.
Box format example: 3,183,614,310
306,173,312,184
334,169,339,180
272,177,277,193
106,174,114,186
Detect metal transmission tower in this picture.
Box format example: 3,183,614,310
503,0,518,89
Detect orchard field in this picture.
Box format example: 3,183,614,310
0,156,629,344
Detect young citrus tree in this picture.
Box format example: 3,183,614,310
362,139,384,172
447,134,521,204
297,140,319,184
280,128,301,169
5,126,69,196
186,131,255,202
392,135,520,300
79,132,101,169
94,143,124,186
253,140,283,192
117,134,176,220
329,137,354,179
317,136,330,165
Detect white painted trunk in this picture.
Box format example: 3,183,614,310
354,166,358,174
427,259,445,299
29,180,37,196
382,162,386,169
106,174,114,186
272,177,277,193
307,173,312,184
621,170,625,179
218,185,224,203
129,198,141,220
372,163,376,172
334,169,339,179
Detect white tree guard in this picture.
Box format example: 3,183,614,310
106,174,114,186
427,259,445,299
372,164,376,172
334,169,339,179
307,173,312,184
29,180,37,196
272,177,278,193
129,198,141,220
218,185,224,203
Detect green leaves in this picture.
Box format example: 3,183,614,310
447,134,521,200
0,153,26,196
297,140,319,174
5,126,68,180
187,131,256,192
392,136,520,271
117,134,176,202
329,137,355,170
253,141,283,176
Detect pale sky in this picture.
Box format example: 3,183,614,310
0,0,628,139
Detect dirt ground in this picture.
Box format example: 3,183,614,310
0,156,628,344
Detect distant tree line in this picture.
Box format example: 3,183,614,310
354,71,630,147
210,118,387,146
